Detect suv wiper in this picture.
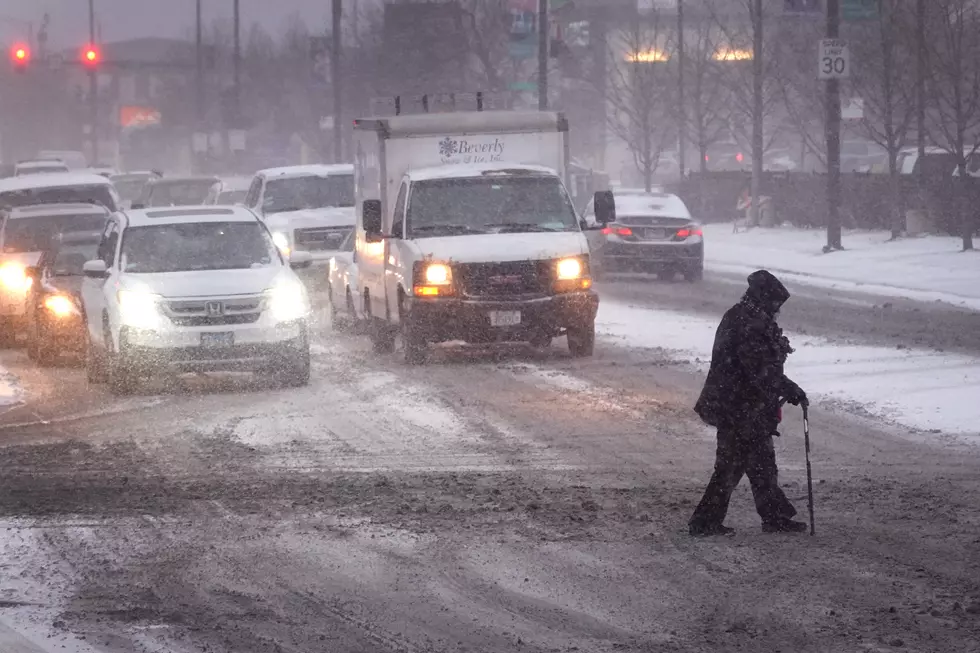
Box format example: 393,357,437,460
412,224,486,235
487,222,559,233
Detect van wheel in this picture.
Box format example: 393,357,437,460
370,319,396,354
567,321,595,357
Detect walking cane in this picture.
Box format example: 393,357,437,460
802,403,815,536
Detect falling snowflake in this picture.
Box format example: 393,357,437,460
439,137,458,157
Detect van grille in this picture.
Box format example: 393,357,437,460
293,226,349,252
454,260,551,298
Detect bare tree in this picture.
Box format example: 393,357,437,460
926,0,980,250
684,2,733,173
850,0,917,238
605,15,677,191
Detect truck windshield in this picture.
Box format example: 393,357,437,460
263,175,355,213
407,176,578,237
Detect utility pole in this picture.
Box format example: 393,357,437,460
750,0,763,226
538,0,548,110
825,0,842,251
233,0,241,110
195,0,204,173
332,0,343,162
677,0,686,181
915,0,925,180
88,0,97,163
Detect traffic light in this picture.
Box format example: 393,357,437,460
10,43,30,71
81,44,100,67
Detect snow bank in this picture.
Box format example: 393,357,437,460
597,300,980,438
0,367,23,412
704,225,980,311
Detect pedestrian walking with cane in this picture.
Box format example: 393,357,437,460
688,270,810,537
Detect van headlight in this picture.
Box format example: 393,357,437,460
117,290,162,328
423,263,452,285
556,257,584,280
272,231,292,256
266,282,309,322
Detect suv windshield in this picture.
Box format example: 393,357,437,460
50,241,99,276
2,213,109,253
263,174,355,213
121,222,280,273
406,176,578,237
0,185,117,211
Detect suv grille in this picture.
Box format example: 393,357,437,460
294,226,349,251
455,260,552,298
163,295,263,326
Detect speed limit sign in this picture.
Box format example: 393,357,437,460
818,39,850,79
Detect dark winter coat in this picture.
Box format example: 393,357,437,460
694,270,802,435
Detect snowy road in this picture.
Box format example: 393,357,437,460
0,276,979,653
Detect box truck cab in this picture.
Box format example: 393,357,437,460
352,109,615,363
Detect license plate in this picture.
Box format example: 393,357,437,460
642,228,666,239
200,332,234,347
489,310,521,327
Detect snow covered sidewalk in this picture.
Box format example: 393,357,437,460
703,225,980,311
597,300,980,440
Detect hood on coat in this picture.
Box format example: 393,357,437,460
744,269,790,314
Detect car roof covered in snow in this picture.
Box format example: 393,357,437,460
124,205,259,227
613,191,692,219
407,162,560,182
0,172,114,193
146,175,220,186
255,164,354,180
218,176,252,190
7,202,109,218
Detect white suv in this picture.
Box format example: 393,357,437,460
80,205,314,393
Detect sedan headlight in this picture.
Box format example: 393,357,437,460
556,257,584,280
43,294,78,318
266,282,309,322
423,263,452,285
117,289,162,328
0,263,31,292
272,231,292,256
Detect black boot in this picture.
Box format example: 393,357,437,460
761,518,808,534
689,522,736,537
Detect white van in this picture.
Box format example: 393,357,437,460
352,108,614,363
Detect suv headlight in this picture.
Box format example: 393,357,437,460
266,282,309,322
0,263,31,293
117,290,162,328
272,231,292,256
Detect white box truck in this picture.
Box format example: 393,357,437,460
351,108,615,363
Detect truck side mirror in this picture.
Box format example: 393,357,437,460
363,199,383,239
593,190,616,225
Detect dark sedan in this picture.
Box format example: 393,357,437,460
24,231,100,364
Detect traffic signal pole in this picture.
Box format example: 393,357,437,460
538,0,548,110
88,0,98,163
825,0,842,251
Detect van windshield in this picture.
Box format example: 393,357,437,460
406,176,578,237
0,185,117,212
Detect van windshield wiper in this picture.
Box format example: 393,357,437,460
487,222,561,233
412,224,486,235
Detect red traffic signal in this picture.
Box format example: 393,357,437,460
81,45,100,66
11,43,30,67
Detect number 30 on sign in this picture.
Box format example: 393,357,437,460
818,39,850,79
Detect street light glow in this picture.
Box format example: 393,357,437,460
713,48,753,61
626,48,671,63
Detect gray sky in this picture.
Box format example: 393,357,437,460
1,0,338,48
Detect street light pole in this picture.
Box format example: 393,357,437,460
332,0,343,162
538,0,548,110
88,0,97,163
750,0,763,226
916,0,925,180
825,0,843,251
677,0,686,181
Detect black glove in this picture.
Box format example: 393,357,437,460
784,383,808,407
